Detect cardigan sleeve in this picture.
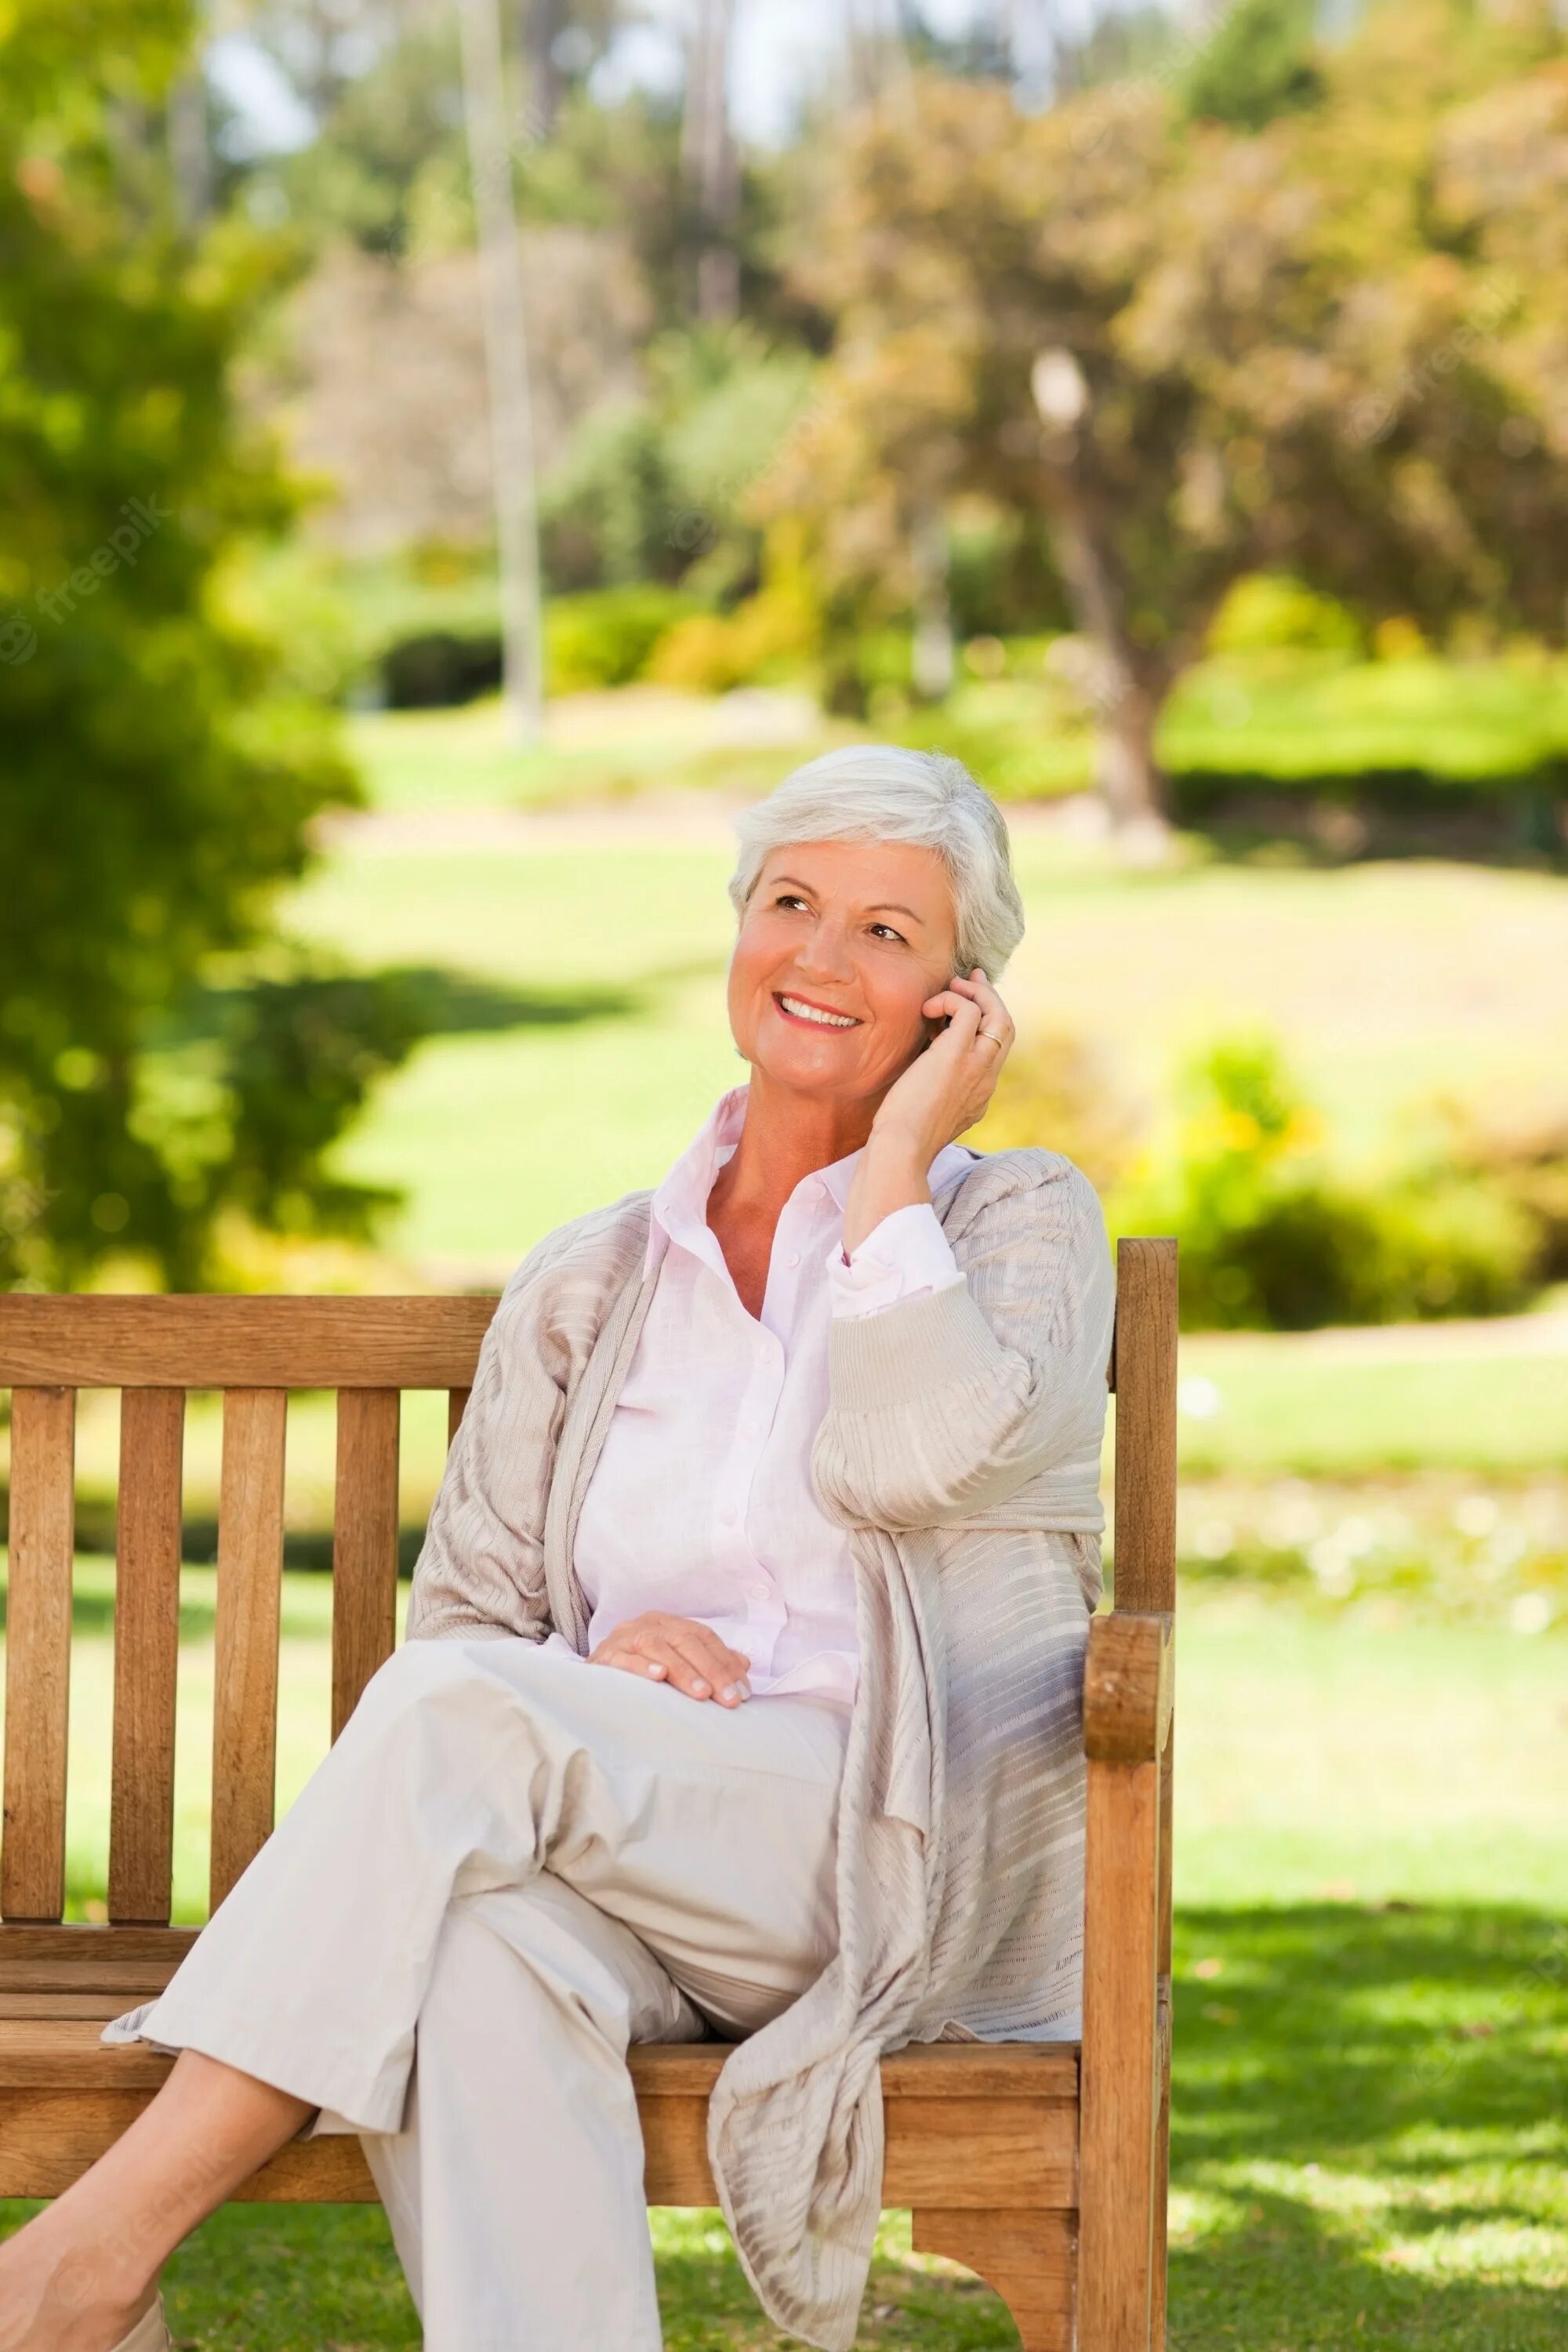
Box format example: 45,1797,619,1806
405,1245,572,1644
811,1157,1115,1530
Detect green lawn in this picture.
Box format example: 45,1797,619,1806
1,1577,1563,2347
1175,1332,1568,1477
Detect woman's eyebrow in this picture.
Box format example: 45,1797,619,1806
769,876,926,927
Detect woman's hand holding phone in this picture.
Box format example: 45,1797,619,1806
840,968,1015,1254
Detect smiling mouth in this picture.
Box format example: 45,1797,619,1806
775,992,860,1030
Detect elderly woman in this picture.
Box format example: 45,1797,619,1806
0,746,1112,2352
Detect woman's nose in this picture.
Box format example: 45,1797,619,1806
791,923,856,982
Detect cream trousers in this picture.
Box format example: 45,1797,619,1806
110,1636,850,2350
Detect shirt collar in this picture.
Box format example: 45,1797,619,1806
644,1085,749,1280
644,1083,982,1278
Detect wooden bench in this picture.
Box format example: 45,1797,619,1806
0,1236,1176,2350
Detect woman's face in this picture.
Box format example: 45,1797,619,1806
728,837,960,1109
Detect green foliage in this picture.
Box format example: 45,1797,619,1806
544,584,708,693
0,0,372,1291
256,20,657,267
541,328,818,596
134,964,425,1250
274,24,466,260
1181,0,1325,129
1160,648,1568,818
541,403,687,590
1206,572,1364,657
1114,1037,1540,1329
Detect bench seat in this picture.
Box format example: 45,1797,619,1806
0,1926,1080,2207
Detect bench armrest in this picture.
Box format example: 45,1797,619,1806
1083,1610,1174,1763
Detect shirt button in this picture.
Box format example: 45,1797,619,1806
749,1580,769,1602
719,1504,737,1526
786,1250,800,1268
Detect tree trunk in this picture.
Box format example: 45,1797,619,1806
1095,672,1167,840
910,506,955,702
682,0,739,322
518,0,568,141
1041,473,1171,844
458,0,545,745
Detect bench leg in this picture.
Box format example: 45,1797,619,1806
1078,1742,1165,2350
910,2206,1076,2350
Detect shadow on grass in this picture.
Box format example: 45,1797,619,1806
1168,1902,1568,2352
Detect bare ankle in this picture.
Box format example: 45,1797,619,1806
5,2212,158,2343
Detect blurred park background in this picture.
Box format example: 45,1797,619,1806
2,0,1567,2344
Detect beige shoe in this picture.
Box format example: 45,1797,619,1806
108,2298,171,2352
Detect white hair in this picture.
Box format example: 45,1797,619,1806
727,744,1025,978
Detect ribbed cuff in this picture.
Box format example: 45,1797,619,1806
827,1279,1000,1411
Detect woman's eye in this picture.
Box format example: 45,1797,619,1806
869,922,907,944
775,893,809,911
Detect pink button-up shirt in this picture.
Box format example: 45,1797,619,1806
570,1084,977,1706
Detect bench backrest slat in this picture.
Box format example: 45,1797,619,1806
2,1387,77,1923
108,1388,186,1925
331,1389,402,1742
447,1386,471,1447
0,1295,496,1391
210,1389,289,1912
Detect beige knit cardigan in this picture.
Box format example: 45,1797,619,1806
405,1145,1115,2351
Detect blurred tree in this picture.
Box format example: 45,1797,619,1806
1181,0,1323,131
1129,0,1568,667
275,19,469,258
263,2,633,262
769,1,1568,837
540,325,815,592
0,0,380,1292
516,0,621,140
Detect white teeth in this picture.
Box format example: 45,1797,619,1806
780,995,857,1028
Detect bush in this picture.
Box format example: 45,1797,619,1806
1206,572,1363,657
1112,1037,1541,1330
544,585,706,694
968,1032,1142,1196
380,630,503,709
644,521,820,693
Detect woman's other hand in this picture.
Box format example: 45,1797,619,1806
841,969,1014,1253
587,1612,753,1705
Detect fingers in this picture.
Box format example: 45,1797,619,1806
662,1621,753,1704
943,968,1014,1054
920,985,985,1039
921,981,1013,1062
589,1616,752,1704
